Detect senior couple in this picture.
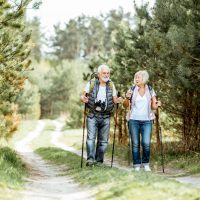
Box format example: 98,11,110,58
80,64,161,171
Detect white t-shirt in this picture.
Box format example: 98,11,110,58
130,89,156,120
84,81,117,106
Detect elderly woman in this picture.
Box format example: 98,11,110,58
123,70,161,171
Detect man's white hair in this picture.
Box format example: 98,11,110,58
134,70,149,84
97,64,110,73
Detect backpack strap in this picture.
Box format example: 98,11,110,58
130,85,135,102
89,78,113,94
89,78,96,94
108,81,113,91
147,85,153,98
129,84,153,101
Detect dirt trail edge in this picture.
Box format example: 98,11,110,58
15,120,95,200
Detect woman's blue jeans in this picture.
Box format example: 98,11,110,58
86,116,110,163
128,120,152,166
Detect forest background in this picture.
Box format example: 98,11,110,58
0,0,199,154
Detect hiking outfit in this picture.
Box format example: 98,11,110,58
84,78,116,164
128,85,156,170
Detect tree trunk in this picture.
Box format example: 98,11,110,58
182,91,200,151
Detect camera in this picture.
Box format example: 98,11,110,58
95,100,106,112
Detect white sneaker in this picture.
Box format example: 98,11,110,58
144,164,151,172
134,166,140,171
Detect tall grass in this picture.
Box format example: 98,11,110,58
0,147,27,188
106,141,200,175
151,142,200,174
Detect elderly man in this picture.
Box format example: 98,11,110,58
81,64,121,166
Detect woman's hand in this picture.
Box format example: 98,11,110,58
152,96,161,109
156,100,161,107
126,89,132,100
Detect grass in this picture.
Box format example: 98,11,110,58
30,129,54,150
36,147,200,200
29,119,58,150
0,120,36,190
58,129,83,149
41,119,55,131
58,127,200,176
0,147,27,188
9,120,38,148
106,142,200,176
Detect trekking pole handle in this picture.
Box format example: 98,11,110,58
116,91,121,109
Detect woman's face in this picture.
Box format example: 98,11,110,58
135,74,144,86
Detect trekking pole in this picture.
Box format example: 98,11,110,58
126,95,131,166
157,100,165,173
127,121,131,166
81,93,88,168
111,91,120,168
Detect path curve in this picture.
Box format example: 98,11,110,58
15,120,95,200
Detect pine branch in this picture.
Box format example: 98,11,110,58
186,52,200,63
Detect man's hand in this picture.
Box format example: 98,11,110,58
81,94,88,103
113,96,123,104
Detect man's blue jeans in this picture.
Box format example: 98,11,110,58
86,116,110,162
128,120,152,166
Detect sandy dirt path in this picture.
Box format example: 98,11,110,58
15,120,95,200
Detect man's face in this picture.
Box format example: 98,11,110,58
99,67,110,83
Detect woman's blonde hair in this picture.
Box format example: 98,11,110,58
134,70,149,84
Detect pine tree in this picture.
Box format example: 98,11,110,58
111,3,153,143
149,0,200,150
0,0,39,142
112,0,200,150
